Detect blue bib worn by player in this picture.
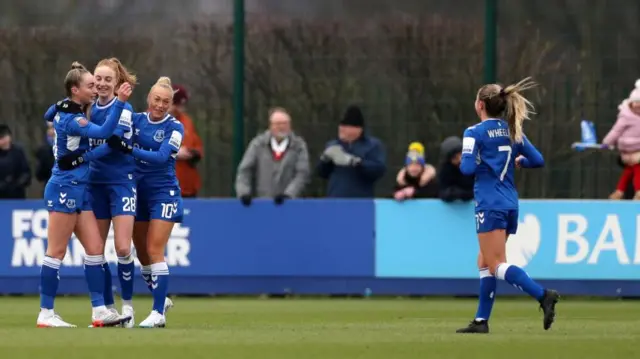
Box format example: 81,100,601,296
131,112,185,223
44,99,125,213
460,118,544,234
87,98,136,219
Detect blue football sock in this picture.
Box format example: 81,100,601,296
141,265,153,292
118,252,135,303
474,268,496,321
150,262,169,314
102,262,115,307
84,255,106,308
40,256,61,310
497,263,545,301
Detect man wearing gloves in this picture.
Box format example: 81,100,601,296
317,105,386,197
235,107,310,205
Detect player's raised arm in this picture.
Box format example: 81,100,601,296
459,127,480,175
516,136,544,168
67,83,132,139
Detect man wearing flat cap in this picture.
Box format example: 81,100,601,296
317,105,386,197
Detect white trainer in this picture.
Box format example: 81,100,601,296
121,305,135,328
92,307,128,327
164,297,174,313
37,310,76,328
139,310,166,328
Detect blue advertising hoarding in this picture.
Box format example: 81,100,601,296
375,200,640,280
1,199,639,296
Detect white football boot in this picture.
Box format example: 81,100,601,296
91,306,129,327
139,310,166,328
121,305,135,328
37,310,76,328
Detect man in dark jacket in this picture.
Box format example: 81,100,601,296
0,125,32,199
438,136,473,202
317,106,386,198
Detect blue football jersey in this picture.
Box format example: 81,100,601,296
460,118,544,210
131,113,184,189
88,98,135,184
49,99,125,185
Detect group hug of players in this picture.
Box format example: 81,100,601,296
38,58,183,328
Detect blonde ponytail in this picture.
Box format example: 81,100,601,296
502,77,537,143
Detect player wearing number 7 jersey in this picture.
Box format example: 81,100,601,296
455,77,559,334
107,76,184,328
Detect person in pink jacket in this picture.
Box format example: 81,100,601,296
603,85,640,200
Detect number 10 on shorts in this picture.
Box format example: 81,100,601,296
161,203,177,219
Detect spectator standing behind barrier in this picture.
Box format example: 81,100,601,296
603,82,640,200
393,142,438,200
317,105,386,198
0,125,32,199
235,107,310,205
35,122,55,185
171,84,203,198
438,136,473,202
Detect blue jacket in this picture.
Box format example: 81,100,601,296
317,135,386,198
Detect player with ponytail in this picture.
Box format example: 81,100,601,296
455,77,559,334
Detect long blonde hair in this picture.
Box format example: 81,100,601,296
477,77,537,143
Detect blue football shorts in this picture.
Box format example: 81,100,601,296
475,209,519,235
89,183,137,220
44,181,91,214
135,185,183,223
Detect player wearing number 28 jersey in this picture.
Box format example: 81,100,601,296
455,77,559,335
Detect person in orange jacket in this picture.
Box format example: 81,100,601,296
171,85,203,197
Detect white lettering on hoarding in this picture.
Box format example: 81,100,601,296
556,214,589,264
587,215,629,265
11,210,191,268
557,214,636,265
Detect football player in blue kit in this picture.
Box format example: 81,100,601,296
84,58,138,326
455,78,559,334
38,62,133,328
106,76,184,328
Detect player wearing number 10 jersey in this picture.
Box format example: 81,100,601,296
455,77,559,334
107,76,184,328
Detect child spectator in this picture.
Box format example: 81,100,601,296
393,142,437,200
603,80,640,200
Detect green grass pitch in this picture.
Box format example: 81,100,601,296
0,297,638,359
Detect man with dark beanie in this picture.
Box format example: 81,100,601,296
317,105,386,197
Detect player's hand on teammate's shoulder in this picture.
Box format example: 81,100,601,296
117,82,133,102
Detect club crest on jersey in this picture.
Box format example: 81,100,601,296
153,130,165,143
